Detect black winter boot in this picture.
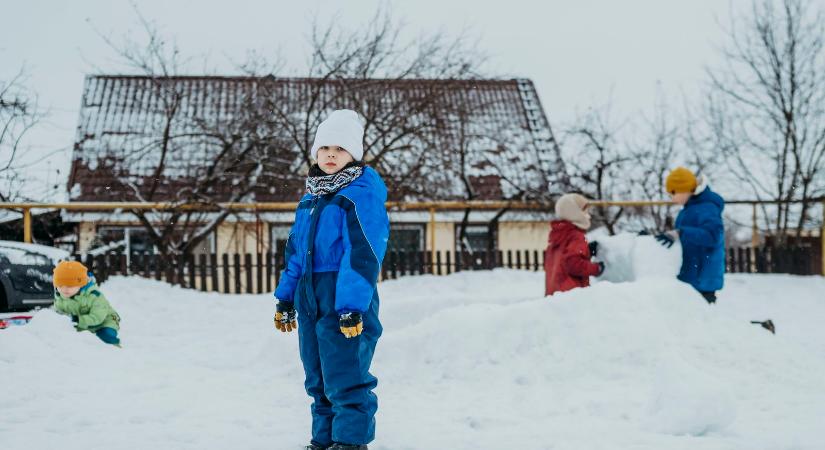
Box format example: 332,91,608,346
306,442,329,450
328,444,368,450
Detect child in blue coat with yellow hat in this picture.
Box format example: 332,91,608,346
655,167,726,304
273,109,389,450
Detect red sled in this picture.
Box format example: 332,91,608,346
0,316,33,329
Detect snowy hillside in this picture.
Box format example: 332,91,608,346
2,270,824,450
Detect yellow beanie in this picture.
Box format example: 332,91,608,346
53,261,89,287
665,167,698,194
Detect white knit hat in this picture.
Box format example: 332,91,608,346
555,193,591,230
310,109,365,161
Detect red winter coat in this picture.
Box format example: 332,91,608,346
544,220,602,296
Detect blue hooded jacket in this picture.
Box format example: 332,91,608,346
274,167,390,314
674,178,726,292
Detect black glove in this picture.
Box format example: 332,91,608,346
339,312,363,338
588,241,599,257
274,302,297,333
655,232,676,248
638,229,651,236
596,261,606,276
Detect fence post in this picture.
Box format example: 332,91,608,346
257,252,263,294
210,254,218,293
821,199,825,276
177,255,186,287
429,207,437,274
199,254,207,292
751,203,758,273
188,254,196,289
245,253,253,294
266,251,273,293
234,254,242,294
389,251,398,279
222,254,230,294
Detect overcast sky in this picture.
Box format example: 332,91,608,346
4,0,815,200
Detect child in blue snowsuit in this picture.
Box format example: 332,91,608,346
273,109,389,450
656,167,725,303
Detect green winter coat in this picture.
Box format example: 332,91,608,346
53,282,120,332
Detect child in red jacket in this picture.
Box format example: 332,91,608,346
545,193,605,296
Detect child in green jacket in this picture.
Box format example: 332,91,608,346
52,261,121,345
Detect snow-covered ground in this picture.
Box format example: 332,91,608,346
2,266,824,449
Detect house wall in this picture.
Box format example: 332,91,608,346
215,222,269,255
497,221,548,252
425,222,455,253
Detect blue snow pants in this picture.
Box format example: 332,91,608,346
295,271,382,446
95,327,120,345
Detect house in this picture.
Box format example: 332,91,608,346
65,75,565,258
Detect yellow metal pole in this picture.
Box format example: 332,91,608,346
23,208,32,243
429,207,437,275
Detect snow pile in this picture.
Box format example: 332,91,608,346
645,354,737,436
2,271,825,449
589,232,682,282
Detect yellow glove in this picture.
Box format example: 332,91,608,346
339,312,363,338
274,302,297,333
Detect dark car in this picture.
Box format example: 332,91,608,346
0,241,69,312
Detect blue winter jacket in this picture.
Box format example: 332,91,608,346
274,167,390,314
674,182,726,292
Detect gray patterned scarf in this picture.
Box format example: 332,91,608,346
305,162,365,196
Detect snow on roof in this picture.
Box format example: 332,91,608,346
68,75,564,203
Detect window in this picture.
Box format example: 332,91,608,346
456,224,496,253
94,226,214,256
270,224,292,254
388,224,424,253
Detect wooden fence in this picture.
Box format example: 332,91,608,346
726,245,821,275
75,244,821,295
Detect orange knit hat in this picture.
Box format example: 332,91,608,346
665,167,698,194
53,261,89,287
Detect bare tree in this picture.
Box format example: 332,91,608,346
628,94,682,231
563,101,634,234
706,0,825,239
0,67,43,202
253,8,488,200
86,10,285,258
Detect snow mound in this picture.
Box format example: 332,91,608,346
2,272,825,450
645,355,737,436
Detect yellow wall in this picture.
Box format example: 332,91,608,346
216,222,269,255
426,222,455,252
497,221,548,252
